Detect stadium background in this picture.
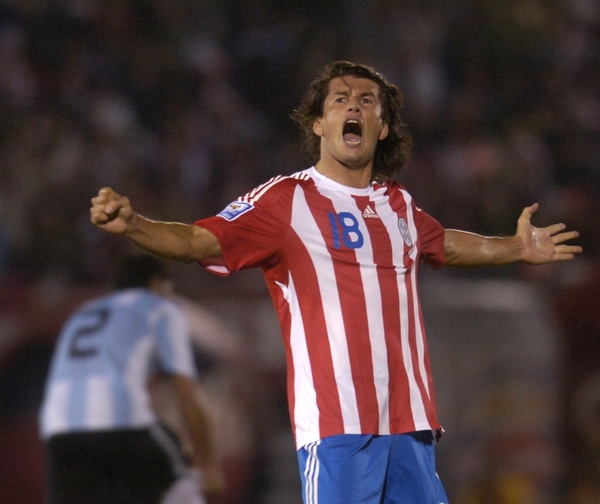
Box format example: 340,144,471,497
0,0,598,503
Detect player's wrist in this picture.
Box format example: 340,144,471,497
502,235,525,264
124,212,146,237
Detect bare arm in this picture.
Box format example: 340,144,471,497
444,203,582,267
172,374,224,497
90,187,221,262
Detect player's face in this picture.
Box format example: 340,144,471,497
313,76,389,171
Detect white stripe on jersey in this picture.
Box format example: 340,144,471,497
163,302,196,376
290,185,361,434
125,337,155,425
86,376,112,429
378,190,429,425
326,186,391,435
402,191,430,399
241,175,283,203
40,380,70,438
240,172,311,204
410,265,429,397
278,276,320,447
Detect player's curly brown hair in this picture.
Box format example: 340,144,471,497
291,61,413,182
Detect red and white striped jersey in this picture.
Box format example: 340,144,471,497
195,167,446,449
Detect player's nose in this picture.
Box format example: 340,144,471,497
347,97,361,113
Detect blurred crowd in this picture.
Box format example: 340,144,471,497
0,0,599,503
0,0,598,284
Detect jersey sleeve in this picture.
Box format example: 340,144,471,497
194,182,291,275
154,300,197,378
414,205,446,269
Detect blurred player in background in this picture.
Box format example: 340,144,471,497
39,253,223,504
89,61,582,504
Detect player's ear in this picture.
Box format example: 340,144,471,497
313,117,324,137
379,122,389,141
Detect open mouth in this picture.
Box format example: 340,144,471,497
343,119,362,145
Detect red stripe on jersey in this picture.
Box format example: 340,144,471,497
394,192,426,432
403,266,434,419
353,195,416,433
415,287,439,424
286,229,346,438
394,191,438,426
267,280,297,440
303,190,380,434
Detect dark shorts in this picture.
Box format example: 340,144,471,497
44,425,188,504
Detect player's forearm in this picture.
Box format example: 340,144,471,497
171,375,219,469
443,229,525,267
125,214,220,263
183,405,218,469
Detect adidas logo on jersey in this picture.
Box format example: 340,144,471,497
362,205,379,219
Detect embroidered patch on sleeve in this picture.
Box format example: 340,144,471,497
398,218,414,247
217,201,254,221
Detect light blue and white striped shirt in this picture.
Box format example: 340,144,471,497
39,288,196,438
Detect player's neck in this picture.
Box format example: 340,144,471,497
314,159,372,189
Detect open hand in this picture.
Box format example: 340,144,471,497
517,203,583,264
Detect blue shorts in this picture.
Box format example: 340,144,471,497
297,432,448,504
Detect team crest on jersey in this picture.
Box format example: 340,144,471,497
398,218,413,247
217,201,254,221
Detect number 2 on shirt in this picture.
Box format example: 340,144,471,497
69,308,110,358
328,212,364,249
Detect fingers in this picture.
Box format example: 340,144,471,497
553,253,578,261
554,243,583,257
545,223,566,236
91,187,116,205
554,254,575,261
90,187,129,226
91,188,116,213
535,218,581,247
549,229,582,260
548,239,583,262
90,187,114,224
526,202,539,214
519,203,539,221
551,229,579,244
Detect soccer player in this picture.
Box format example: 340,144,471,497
89,61,581,504
39,254,223,504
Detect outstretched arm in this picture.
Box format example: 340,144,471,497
90,187,221,262
444,203,582,267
